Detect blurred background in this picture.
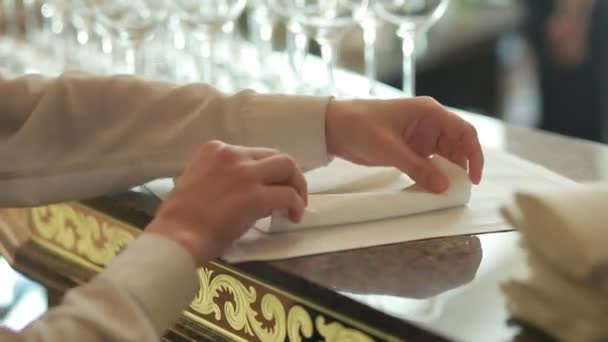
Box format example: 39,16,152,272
1,0,607,140
1,0,608,329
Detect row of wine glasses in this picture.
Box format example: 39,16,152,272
0,0,450,97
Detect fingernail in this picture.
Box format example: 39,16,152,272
289,210,302,223
428,172,449,193
470,174,480,185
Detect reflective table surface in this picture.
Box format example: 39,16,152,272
264,111,608,341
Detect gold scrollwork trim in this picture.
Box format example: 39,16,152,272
29,203,136,270
317,316,374,342
208,262,402,342
24,203,402,341
191,268,380,342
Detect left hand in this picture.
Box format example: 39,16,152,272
325,96,484,193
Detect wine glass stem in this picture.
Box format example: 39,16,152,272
23,0,39,41
362,18,377,96
399,26,416,97
223,20,241,90
318,38,338,96
125,43,143,75
199,36,215,84
287,22,308,92
77,28,90,46
249,6,273,72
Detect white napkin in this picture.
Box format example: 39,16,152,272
256,156,471,233
501,184,608,341
503,186,608,286
143,150,578,262
223,150,577,262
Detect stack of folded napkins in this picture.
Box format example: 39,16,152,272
501,185,608,341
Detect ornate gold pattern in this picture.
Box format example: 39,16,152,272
30,204,135,267
287,306,313,342
191,268,288,341
191,267,377,342
21,203,399,342
317,316,375,342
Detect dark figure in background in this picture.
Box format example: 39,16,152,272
525,0,608,143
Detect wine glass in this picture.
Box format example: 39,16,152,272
288,0,368,96
91,0,168,75
23,0,41,42
360,4,377,96
38,0,72,73
245,0,278,90
374,0,449,97
266,0,310,94
175,0,247,86
71,0,105,71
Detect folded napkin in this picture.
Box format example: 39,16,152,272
256,156,471,233
502,184,608,341
143,149,578,262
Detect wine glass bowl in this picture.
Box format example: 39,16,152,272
373,0,449,96
374,0,448,31
175,0,246,87
90,0,168,74
176,0,246,37
95,0,166,45
286,0,368,95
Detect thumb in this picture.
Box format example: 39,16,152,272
382,135,449,193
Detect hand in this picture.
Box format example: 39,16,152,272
325,97,483,193
145,141,307,264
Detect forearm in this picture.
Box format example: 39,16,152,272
0,73,331,207
3,234,198,342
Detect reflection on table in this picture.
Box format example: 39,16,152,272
270,235,482,299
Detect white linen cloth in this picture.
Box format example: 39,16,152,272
145,149,577,262
502,184,608,341
256,156,471,233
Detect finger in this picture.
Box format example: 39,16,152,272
234,146,281,160
437,124,483,185
253,154,308,205
452,153,468,170
436,134,454,161
453,125,484,184
404,100,483,185
381,134,449,193
436,138,468,173
403,116,441,158
261,186,306,223
463,133,484,184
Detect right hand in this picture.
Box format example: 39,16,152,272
145,140,307,264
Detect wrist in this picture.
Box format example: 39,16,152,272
325,99,339,156
145,219,218,264
325,99,354,157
